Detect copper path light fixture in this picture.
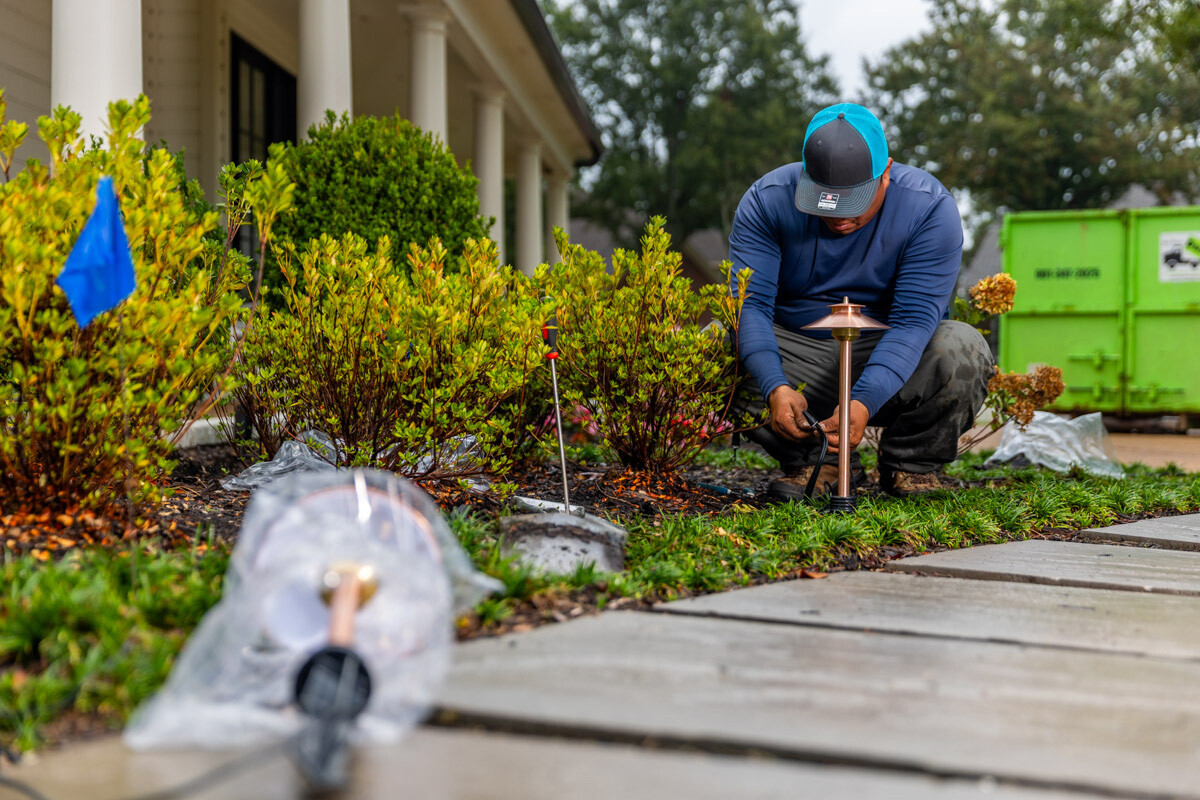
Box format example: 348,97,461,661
801,298,889,513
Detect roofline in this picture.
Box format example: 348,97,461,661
510,0,603,167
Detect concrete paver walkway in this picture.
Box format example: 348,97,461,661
440,610,1200,797
889,538,1200,594
1085,514,1200,550
10,727,1083,800
662,569,1200,657
12,513,1200,799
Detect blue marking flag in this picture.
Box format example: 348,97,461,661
56,176,136,327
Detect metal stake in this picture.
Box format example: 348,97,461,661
549,357,571,514
543,311,572,515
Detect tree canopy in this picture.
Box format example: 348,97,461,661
545,0,837,245
863,0,1199,223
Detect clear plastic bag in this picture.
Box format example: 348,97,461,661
220,431,338,491
220,431,481,491
125,470,500,750
986,411,1125,479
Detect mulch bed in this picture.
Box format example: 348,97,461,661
4,441,1175,568
0,442,1175,567
0,444,972,559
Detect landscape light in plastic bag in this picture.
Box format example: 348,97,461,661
986,411,1125,479
125,469,500,750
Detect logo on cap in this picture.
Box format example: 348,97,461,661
817,192,840,211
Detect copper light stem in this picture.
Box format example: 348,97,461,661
838,337,853,496
328,575,361,647
322,563,378,647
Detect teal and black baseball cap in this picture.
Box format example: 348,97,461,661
795,103,889,219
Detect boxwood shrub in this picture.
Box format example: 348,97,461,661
268,112,491,292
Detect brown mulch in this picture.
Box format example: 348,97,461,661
498,458,756,517
1,445,979,558
158,444,250,541
1,446,251,559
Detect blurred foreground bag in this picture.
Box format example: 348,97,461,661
125,470,499,749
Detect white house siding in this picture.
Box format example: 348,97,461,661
350,8,409,124
0,0,52,173
142,0,202,174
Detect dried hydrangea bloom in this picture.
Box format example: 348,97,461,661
987,365,1066,427
970,273,1018,316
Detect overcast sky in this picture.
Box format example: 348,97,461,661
798,0,935,98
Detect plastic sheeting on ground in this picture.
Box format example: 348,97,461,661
220,431,483,492
220,431,338,491
985,411,1125,479
125,470,501,750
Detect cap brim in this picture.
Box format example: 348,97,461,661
795,169,880,218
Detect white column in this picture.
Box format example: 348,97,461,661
473,87,506,262
409,10,448,141
516,140,543,275
298,0,353,137
546,173,570,264
52,0,143,141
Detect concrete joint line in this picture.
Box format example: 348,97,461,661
645,605,1200,665
425,710,1192,800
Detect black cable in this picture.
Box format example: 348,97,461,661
802,410,830,499
0,715,287,800
120,739,288,800
0,773,50,800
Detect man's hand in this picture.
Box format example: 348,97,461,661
767,385,812,442
821,400,871,452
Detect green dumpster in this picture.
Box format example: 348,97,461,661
998,207,1200,415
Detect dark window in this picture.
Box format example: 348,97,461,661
230,34,296,164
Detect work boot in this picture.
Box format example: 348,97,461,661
879,467,945,498
768,462,860,502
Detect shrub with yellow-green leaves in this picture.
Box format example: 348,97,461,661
0,93,291,514
541,218,753,474
233,233,547,481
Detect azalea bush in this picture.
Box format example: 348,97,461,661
542,218,754,473
0,94,288,514
232,233,546,481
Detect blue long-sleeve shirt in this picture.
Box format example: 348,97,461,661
729,162,963,417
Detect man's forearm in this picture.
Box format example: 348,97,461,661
850,325,933,416
743,349,789,401
737,304,789,401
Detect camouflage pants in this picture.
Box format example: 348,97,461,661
734,320,994,474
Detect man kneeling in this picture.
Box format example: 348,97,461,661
728,103,993,499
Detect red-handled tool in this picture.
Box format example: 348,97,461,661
543,312,572,514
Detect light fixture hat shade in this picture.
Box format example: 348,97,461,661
801,297,890,334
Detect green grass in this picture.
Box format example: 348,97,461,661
0,539,228,751
451,456,1200,623
5,457,1200,751
690,445,779,470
